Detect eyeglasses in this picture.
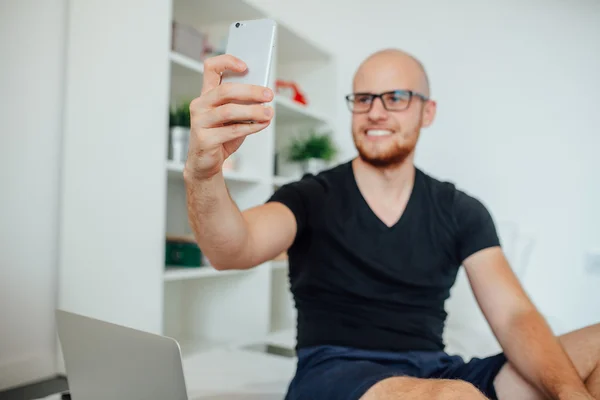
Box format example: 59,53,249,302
345,90,429,113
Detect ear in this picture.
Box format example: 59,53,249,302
421,100,437,128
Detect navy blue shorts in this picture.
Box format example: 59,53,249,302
284,345,507,400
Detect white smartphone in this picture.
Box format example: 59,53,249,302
221,18,277,88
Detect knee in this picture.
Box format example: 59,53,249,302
360,377,487,400
434,380,487,400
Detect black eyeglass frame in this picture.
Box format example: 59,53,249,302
344,90,430,113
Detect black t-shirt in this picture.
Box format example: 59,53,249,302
267,161,500,352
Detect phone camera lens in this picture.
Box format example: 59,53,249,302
235,22,240,28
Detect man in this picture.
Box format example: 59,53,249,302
184,49,599,400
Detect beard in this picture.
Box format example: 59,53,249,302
353,127,420,168
356,143,416,167
353,109,424,168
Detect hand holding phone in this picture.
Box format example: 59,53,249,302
185,19,277,182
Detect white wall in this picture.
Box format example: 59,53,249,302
0,0,66,390
249,0,600,335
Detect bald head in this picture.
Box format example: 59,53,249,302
353,48,431,97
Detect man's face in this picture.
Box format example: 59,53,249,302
349,56,435,167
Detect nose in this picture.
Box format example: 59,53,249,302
367,97,388,121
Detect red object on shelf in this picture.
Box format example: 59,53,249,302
275,79,308,106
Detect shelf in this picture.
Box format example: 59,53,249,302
165,260,289,282
274,96,329,126
169,51,204,102
165,260,289,281
176,328,296,358
265,328,296,350
177,336,275,357
164,265,251,281
177,337,229,356
170,51,204,74
172,0,330,63
166,161,267,184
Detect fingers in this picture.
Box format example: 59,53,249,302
200,103,274,128
195,121,271,149
200,81,274,108
190,54,275,154
201,54,247,94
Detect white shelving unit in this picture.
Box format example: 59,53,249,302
164,265,255,282
57,0,336,367
162,0,336,355
274,95,330,125
166,160,268,184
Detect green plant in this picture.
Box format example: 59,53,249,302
288,131,337,162
169,100,191,128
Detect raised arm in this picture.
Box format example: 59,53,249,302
183,54,296,270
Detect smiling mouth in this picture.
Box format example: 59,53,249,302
366,129,393,137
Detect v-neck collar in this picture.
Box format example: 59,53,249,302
348,161,420,231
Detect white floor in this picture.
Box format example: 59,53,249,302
184,348,296,399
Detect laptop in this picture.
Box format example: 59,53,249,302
56,309,190,400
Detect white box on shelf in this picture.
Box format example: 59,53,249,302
171,21,205,63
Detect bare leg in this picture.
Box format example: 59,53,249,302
494,323,600,399
360,376,489,400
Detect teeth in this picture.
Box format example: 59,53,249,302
367,130,392,136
